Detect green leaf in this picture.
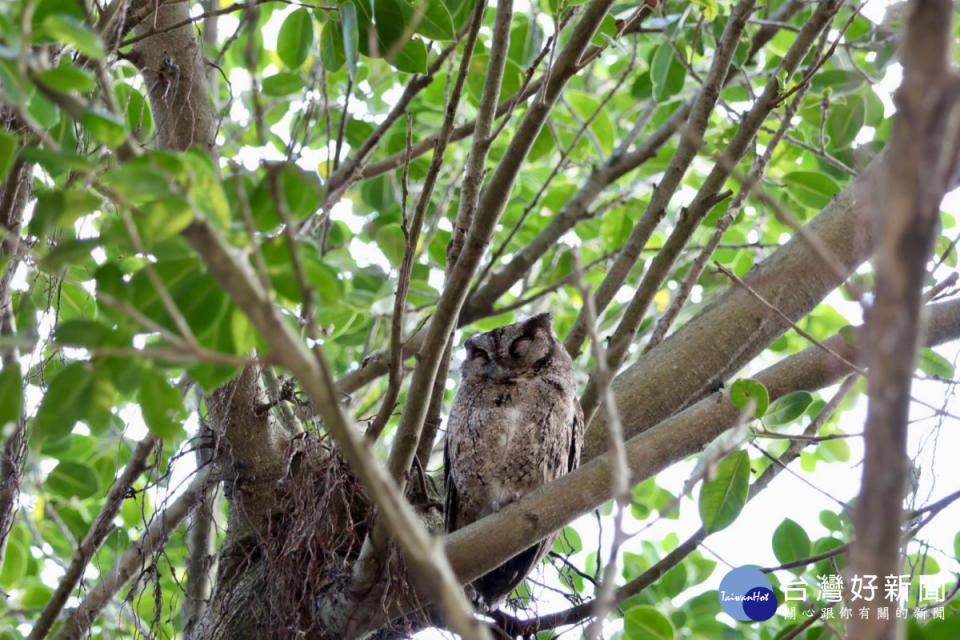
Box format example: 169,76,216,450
342,2,360,78
34,64,96,92
374,0,411,52
783,171,840,211
567,91,615,154
818,436,850,463
0,538,26,589
0,367,22,429
691,0,718,21
115,83,153,138
819,510,843,532
20,145,94,175
651,43,686,103
262,72,305,96
623,605,676,640
918,348,954,380
29,189,102,237
772,518,811,571
729,379,769,418
39,237,101,272
45,460,100,499
698,450,750,533
391,36,428,73
135,196,193,246
277,8,315,68
139,369,186,440
320,20,346,72
411,0,455,40
552,526,582,554
33,362,94,441
82,107,127,147
0,129,15,184
765,391,813,426
182,149,230,230
55,319,111,346
826,95,865,150
41,15,104,59
375,223,406,266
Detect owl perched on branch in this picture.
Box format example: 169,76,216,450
444,313,584,610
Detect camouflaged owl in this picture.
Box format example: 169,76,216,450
444,313,583,609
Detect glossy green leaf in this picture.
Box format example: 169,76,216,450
783,171,840,210
33,362,95,441
772,518,811,571
374,0,410,53
41,15,104,59
277,9,315,68
391,35,428,73
342,2,360,78
826,95,865,149
411,0,455,40
918,348,954,380
34,64,96,92
651,43,686,103
261,72,305,96
699,450,750,533
764,391,813,426
818,436,850,463
45,460,100,499
135,196,193,245
320,20,346,71
730,379,768,418
623,605,676,640
819,510,843,532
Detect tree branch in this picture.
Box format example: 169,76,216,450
51,465,216,640
847,2,958,638
443,297,960,597
28,437,160,640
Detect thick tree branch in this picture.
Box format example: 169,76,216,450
847,2,959,638
495,375,858,636
443,297,960,597
181,219,490,640
582,141,890,460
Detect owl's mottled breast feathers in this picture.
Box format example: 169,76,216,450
444,313,584,609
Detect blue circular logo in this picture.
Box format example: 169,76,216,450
718,566,778,621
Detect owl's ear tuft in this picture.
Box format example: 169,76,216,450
465,337,490,361
523,313,553,334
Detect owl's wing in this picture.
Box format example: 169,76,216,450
443,436,459,533
568,396,585,472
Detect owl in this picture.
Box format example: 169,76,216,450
444,312,584,610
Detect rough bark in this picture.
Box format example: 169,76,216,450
847,2,959,638
0,109,32,573
583,146,888,460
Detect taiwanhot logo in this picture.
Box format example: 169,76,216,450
718,566,778,622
